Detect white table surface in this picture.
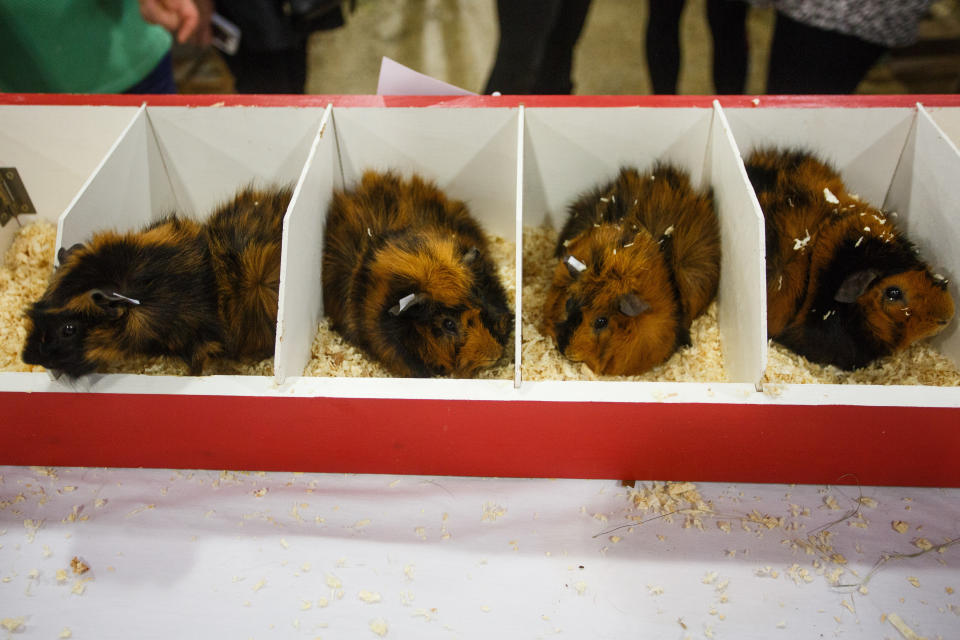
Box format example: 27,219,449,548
1,466,957,639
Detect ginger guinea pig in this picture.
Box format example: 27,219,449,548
321,170,512,378
21,185,292,377
746,147,954,370
544,164,721,375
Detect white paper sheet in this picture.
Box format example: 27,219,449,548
376,57,476,96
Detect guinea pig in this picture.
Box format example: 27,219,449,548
321,170,513,378
543,164,721,375
746,147,954,370
21,185,292,377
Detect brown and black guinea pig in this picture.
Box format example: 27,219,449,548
21,185,292,378
321,170,513,378
746,147,954,370
544,164,721,375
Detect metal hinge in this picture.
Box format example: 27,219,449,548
0,168,36,227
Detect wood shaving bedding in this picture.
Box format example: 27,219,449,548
0,221,57,372
2,221,957,384
98,353,273,376
765,340,960,386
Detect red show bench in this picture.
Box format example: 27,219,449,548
1,93,958,486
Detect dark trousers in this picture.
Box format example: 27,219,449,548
217,0,344,94
766,11,886,94
484,0,593,94
223,45,308,94
647,0,748,94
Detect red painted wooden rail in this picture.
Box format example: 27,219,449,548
2,93,958,485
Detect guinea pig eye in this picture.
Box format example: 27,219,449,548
593,316,609,330
442,318,457,333
885,286,904,302
60,323,77,338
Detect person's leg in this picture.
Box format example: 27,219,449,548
766,12,886,94
224,45,307,94
707,0,748,94
124,52,177,94
533,0,593,94
215,0,314,94
484,0,563,94
646,0,685,94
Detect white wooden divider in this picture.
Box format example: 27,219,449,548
514,106,525,388
720,107,916,208
56,106,177,256
0,105,140,252
707,101,767,387
521,107,713,230
274,105,336,382
884,105,960,360
144,106,325,219
329,107,520,241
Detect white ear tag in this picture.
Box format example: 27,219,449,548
397,292,417,312
390,292,422,316
565,255,587,273
111,292,141,306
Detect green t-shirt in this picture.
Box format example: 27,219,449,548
0,1,172,93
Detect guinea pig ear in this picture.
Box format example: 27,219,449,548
834,269,881,304
389,292,427,316
618,293,651,317
564,254,588,279
88,289,141,311
56,243,85,267
462,246,480,265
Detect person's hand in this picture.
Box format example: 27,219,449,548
193,0,213,47
138,0,200,44
191,0,214,47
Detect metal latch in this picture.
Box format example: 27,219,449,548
0,168,36,227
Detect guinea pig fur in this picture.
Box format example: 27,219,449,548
321,170,513,378
205,185,290,359
544,164,721,375
746,147,954,370
21,185,292,377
